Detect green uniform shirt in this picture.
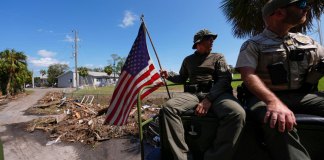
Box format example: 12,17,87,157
168,51,233,102
236,29,324,91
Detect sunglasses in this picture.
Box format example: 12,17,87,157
286,0,308,9
202,35,215,41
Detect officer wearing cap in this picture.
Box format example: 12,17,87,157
160,29,245,160
236,0,324,159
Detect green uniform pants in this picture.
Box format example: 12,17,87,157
161,92,245,160
246,91,324,160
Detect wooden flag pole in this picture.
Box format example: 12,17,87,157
140,15,171,99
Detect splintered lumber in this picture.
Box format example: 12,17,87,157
33,100,61,108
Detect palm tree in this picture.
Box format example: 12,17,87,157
39,69,47,87
0,49,27,96
40,69,46,77
78,67,89,86
220,0,323,38
104,65,113,76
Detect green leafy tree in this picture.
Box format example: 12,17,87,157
111,54,119,78
220,0,323,38
0,49,28,96
40,69,46,76
25,70,33,86
78,67,89,86
104,65,113,75
47,64,69,86
116,57,126,74
78,67,89,77
39,69,47,86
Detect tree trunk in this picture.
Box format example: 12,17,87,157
6,73,12,96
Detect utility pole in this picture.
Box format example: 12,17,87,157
32,70,34,88
73,30,79,90
317,18,323,45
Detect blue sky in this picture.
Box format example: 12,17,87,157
0,0,323,77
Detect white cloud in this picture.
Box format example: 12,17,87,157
64,34,80,42
119,11,138,28
29,57,69,67
28,49,69,67
38,49,56,58
64,35,74,42
85,64,95,68
37,28,54,33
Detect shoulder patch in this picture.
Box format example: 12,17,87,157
294,34,312,44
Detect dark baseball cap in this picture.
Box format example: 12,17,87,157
192,29,217,49
262,0,302,18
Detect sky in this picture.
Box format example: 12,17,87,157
0,0,323,77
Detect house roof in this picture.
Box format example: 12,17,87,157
56,70,119,79
56,70,73,78
88,71,109,77
40,75,48,79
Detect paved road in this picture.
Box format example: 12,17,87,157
0,88,142,160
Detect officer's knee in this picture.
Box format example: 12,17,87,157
163,100,173,109
233,106,246,124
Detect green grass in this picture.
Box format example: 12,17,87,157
318,77,324,91
72,74,323,95
231,74,324,91
232,74,242,89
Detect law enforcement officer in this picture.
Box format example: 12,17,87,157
236,0,324,159
160,29,245,160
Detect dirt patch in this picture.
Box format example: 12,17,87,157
0,92,28,110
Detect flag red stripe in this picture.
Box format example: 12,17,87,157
108,63,156,125
110,72,127,99
122,80,163,124
106,75,133,123
119,72,162,124
120,64,156,112
105,23,162,125
109,65,154,125
115,64,159,125
106,73,133,122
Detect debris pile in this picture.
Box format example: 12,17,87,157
25,91,162,145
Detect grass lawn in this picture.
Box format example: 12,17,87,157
72,74,323,95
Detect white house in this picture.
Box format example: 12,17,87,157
57,71,118,88
57,71,79,88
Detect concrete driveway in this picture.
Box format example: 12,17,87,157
0,88,141,160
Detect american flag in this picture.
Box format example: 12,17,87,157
105,23,163,126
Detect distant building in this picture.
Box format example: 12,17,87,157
37,75,48,87
57,71,119,88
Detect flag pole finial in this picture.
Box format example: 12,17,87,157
140,14,144,22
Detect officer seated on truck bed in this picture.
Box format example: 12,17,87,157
235,0,324,159
159,29,245,160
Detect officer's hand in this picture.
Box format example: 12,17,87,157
160,70,168,79
195,98,211,117
264,100,297,132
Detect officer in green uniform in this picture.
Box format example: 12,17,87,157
160,29,246,160
236,0,324,159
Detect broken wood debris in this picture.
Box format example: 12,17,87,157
25,91,162,145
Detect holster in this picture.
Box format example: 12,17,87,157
237,83,252,108
184,81,213,101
